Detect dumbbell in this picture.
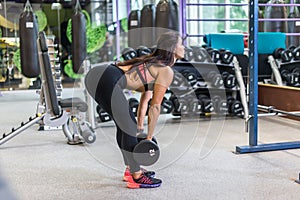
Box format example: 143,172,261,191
227,96,243,115
288,45,300,60
211,95,228,114
182,70,198,86
135,46,152,57
186,95,202,115
192,46,209,62
128,98,139,116
133,134,160,166
197,94,215,113
280,69,299,86
169,94,189,115
122,47,137,61
273,48,293,63
183,46,193,61
171,72,184,87
161,97,174,114
206,48,221,63
222,71,237,88
206,71,224,88
96,105,112,122
219,49,234,64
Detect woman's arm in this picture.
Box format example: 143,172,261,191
147,67,174,140
137,91,153,132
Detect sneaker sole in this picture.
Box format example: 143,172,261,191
127,181,161,189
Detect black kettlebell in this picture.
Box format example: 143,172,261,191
133,133,160,166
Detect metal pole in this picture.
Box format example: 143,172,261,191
248,0,259,146
115,0,120,60
181,0,187,45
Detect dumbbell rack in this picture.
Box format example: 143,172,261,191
268,47,300,87
168,54,248,119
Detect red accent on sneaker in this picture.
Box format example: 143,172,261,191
123,167,155,182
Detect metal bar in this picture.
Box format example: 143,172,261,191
186,3,248,6
258,105,300,118
258,18,300,21
248,0,259,146
187,18,300,22
115,0,120,61
236,141,300,153
187,18,248,22
186,3,300,7
188,32,300,37
127,0,130,16
259,3,300,7
181,0,187,45
0,115,44,145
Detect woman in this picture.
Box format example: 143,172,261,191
85,31,185,189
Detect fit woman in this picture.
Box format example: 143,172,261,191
85,31,185,188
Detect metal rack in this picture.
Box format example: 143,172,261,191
236,0,300,153
182,2,300,43
180,1,300,153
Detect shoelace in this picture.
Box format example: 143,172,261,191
137,175,153,184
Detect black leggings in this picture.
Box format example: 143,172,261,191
85,64,140,173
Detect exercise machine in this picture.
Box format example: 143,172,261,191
0,31,96,146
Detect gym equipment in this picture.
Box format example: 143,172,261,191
169,94,189,116
290,46,300,60
155,0,179,39
0,31,96,146
161,97,174,114
206,48,221,63
96,105,112,122
19,0,40,78
227,96,243,115
280,69,299,86
232,57,249,119
140,4,156,47
182,69,198,86
133,135,160,166
211,95,228,114
206,71,224,88
183,46,193,61
264,0,287,33
273,47,293,62
267,55,283,86
137,133,157,144
122,47,137,61
129,98,139,116
136,46,152,57
220,49,234,64
198,94,215,113
186,95,202,115
71,0,87,74
128,10,141,48
222,71,237,88
192,46,209,62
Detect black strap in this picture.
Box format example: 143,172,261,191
135,63,149,91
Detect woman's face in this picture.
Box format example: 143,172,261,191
174,37,185,59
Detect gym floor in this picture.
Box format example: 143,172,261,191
0,89,300,200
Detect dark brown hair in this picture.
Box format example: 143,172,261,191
117,31,181,68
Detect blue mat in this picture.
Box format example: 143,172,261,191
204,32,286,55
204,33,245,54
257,32,286,54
